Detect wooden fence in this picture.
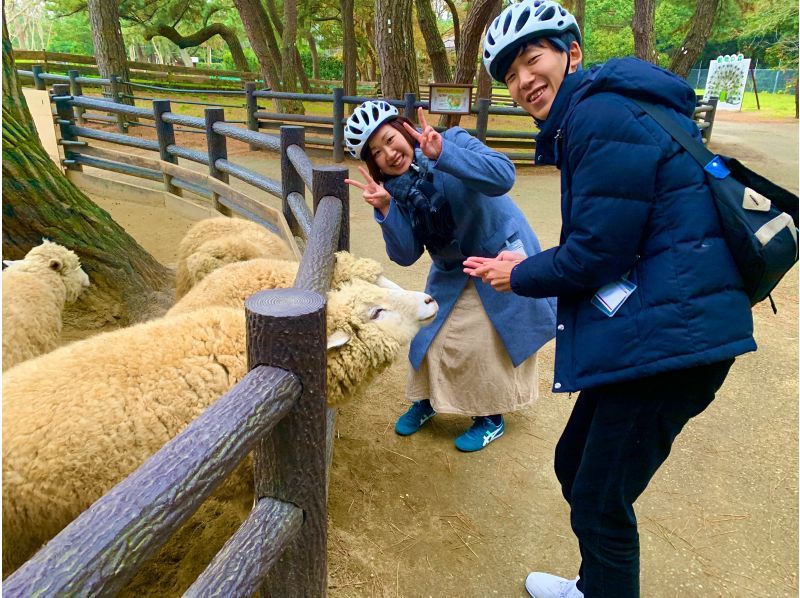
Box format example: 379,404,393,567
3,81,350,596
13,49,515,101
18,64,540,161
17,61,720,171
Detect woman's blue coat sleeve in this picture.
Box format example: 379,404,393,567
433,127,515,197
375,202,424,266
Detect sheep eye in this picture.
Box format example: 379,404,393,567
369,307,386,320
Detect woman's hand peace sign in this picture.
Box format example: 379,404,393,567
403,107,443,161
345,166,392,217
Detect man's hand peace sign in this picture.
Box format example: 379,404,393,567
403,107,443,161
345,166,392,217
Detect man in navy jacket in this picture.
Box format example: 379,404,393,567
465,1,756,596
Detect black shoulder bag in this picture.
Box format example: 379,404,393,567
634,99,799,311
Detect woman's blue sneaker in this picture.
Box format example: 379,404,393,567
454,416,504,452
395,400,436,436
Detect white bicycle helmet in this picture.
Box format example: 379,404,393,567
344,100,400,159
483,0,581,83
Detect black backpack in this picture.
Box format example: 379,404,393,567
635,99,799,312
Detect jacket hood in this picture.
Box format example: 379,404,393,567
575,57,697,118
535,57,697,165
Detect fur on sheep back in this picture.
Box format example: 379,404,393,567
2,279,432,574
167,251,385,317
2,240,90,371
175,217,295,299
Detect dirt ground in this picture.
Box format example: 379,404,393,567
76,111,798,597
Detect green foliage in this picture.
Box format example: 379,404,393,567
298,50,344,80
582,0,633,65
46,12,94,54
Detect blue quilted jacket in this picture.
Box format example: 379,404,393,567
511,58,756,392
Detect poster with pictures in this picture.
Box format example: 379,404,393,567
703,54,751,111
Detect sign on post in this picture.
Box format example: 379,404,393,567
704,54,751,111
428,83,473,115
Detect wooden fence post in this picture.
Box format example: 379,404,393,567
332,87,345,163
312,166,349,251
109,75,126,133
245,82,260,150
153,99,181,196
280,125,305,238
52,83,82,172
31,64,45,90
246,288,328,597
404,92,417,121
204,107,229,212
68,69,85,124
475,97,491,143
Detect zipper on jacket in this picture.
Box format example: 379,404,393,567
554,128,565,164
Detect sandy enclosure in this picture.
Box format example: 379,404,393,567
63,112,798,597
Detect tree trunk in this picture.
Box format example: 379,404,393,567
632,0,656,63
574,0,586,38
476,1,501,101
375,0,418,100
280,0,305,114
86,0,133,105
305,30,320,79
416,0,451,83
265,0,283,36
447,0,500,126
364,17,378,83
295,48,311,93
668,0,720,78
443,0,460,55
144,23,251,73
233,0,279,88
341,0,357,96
2,15,172,327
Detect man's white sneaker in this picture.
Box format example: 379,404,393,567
524,572,583,598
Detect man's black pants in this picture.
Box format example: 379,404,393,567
555,359,735,597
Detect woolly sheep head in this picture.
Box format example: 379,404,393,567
324,279,438,406
5,240,90,303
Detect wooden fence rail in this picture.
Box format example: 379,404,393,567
4,79,352,596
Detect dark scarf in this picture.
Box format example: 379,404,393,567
383,149,456,255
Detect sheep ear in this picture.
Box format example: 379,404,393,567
326,329,350,350
49,258,63,272
374,275,403,290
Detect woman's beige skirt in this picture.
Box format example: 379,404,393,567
406,280,540,416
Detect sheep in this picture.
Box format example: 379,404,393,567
2,279,438,575
175,217,296,298
167,250,389,317
2,240,90,370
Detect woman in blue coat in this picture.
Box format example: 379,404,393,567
466,1,756,596
344,101,555,452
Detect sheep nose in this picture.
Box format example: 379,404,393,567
424,295,434,304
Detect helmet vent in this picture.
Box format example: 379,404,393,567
487,31,495,46
540,6,556,20
503,10,513,34
515,7,531,32
558,20,564,26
